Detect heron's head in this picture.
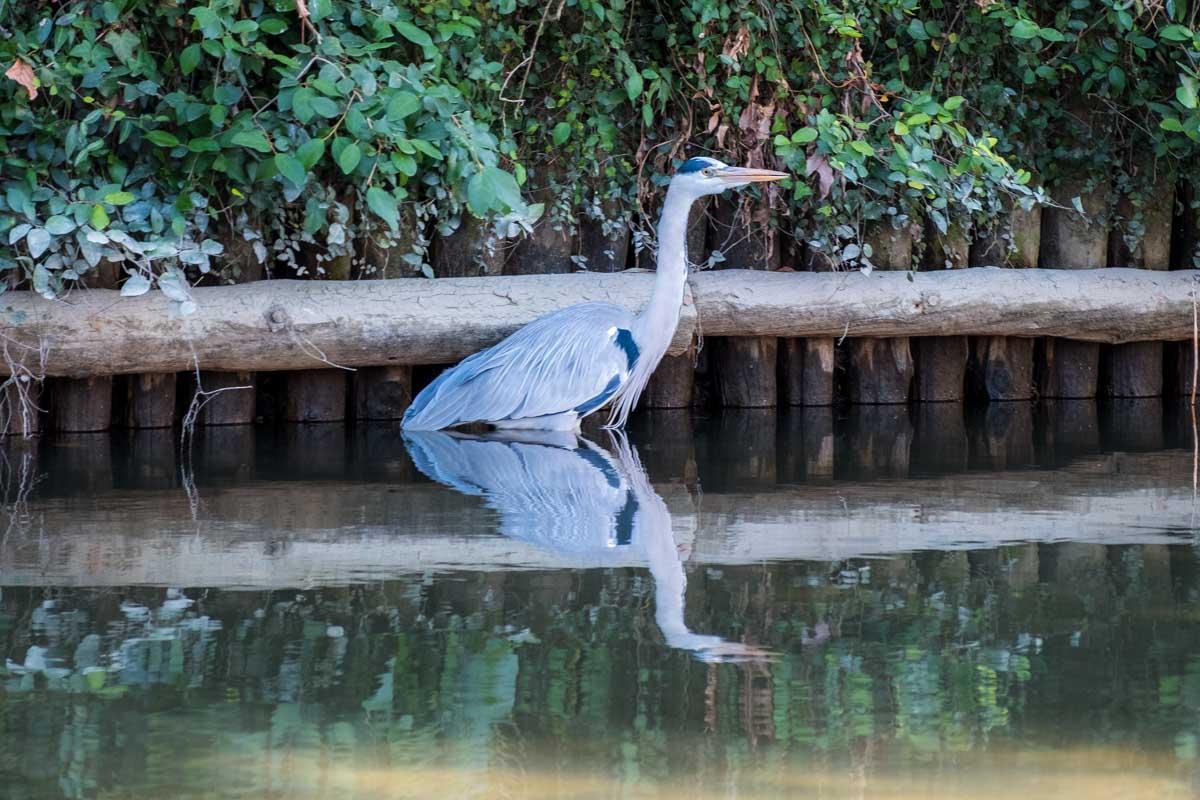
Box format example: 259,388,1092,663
672,156,788,198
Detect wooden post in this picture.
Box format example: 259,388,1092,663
198,372,257,425
284,370,347,422
848,221,913,403
50,376,113,432
915,219,969,401
353,365,413,420
125,373,177,429
642,347,695,409
432,213,506,277
709,195,779,407
1040,176,1108,397
779,334,834,406
1105,173,1174,397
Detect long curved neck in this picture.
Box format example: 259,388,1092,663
632,183,693,346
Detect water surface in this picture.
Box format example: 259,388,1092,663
2,401,1199,798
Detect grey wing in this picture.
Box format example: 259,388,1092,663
401,302,639,430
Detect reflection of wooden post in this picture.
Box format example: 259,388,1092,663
1100,399,1163,451
777,407,833,482
969,401,1035,470
1041,399,1100,463
915,221,969,401
1106,173,1173,397
697,409,776,489
353,366,412,420
1040,176,1107,397
284,370,346,422
50,376,112,432
195,425,256,481
710,196,778,408
120,430,176,489
842,405,911,479
911,404,967,474
848,222,913,403
1170,342,1197,398
628,410,695,483
125,373,177,429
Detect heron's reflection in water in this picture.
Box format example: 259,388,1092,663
403,430,773,663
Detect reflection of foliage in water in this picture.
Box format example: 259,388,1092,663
2,544,1200,797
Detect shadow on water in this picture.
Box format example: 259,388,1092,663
1,398,1199,798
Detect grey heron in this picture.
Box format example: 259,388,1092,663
403,428,774,662
401,157,787,431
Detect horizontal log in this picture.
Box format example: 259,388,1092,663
0,268,1193,377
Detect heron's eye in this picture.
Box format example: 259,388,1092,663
702,167,716,177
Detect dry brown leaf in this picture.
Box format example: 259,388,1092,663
722,26,750,64
5,59,37,101
806,153,834,200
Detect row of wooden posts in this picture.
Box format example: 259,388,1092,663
3,174,1198,436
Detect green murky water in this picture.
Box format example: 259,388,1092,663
2,401,1199,798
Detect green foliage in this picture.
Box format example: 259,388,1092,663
1,0,1198,298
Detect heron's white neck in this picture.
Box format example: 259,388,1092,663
632,183,693,347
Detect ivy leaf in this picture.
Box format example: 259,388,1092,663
296,138,325,169
120,274,151,297
386,91,420,121
310,96,340,118
395,21,433,47
231,130,273,153
180,44,202,75
467,170,496,214
90,204,110,230
26,228,50,259
293,87,316,123
275,153,307,186
104,30,140,67
337,142,362,174
146,130,180,147
1010,19,1040,39
366,186,399,230
8,223,31,244
104,191,136,206
1177,77,1198,110
1160,24,1194,42
552,122,571,145
1161,116,1185,132
943,95,965,110
1108,66,1126,92
44,215,76,235
625,69,644,101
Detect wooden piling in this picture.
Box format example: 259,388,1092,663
778,337,834,406
284,370,347,422
198,372,257,425
709,196,779,407
125,373,177,429
360,204,422,279
1039,176,1108,397
642,348,696,409
50,376,112,432
1105,174,1173,397
848,221,913,403
915,219,969,401
353,366,413,420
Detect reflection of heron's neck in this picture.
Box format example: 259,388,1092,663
636,500,692,643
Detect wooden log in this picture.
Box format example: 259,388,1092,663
125,373,177,429
50,376,112,432
778,337,834,406
641,348,695,409
284,369,346,422
1040,177,1108,397
198,371,256,425
848,222,913,404
969,337,1035,400
0,270,1196,378
432,213,506,277
711,337,776,407
709,196,779,407
353,365,413,420
1,379,41,437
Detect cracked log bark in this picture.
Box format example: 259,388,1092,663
708,196,779,407
0,269,1193,378
1040,177,1109,398
847,223,913,404
1105,173,1174,397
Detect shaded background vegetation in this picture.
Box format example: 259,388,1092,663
2,0,1199,304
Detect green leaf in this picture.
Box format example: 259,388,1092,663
395,21,433,47
146,130,180,147
625,70,644,102
1178,77,1199,110
366,187,399,230
850,140,875,157
188,137,220,152
105,191,136,206
552,122,571,145
1160,24,1194,42
337,142,362,174
310,96,340,119
1010,19,1040,39
180,44,202,75
44,215,76,235
943,95,965,111
411,139,442,160
386,91,420,121
1108,66,1126,91
1161,117,1185,132
231,130,273,153
274,154,307,186
260,17,288,35
467,171,497,214
792,127,818,144
91,204,110,230
293,87,316,123
296,138,325,169
906,112,932,126
104,30,140,66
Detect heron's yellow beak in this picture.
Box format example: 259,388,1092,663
717,166,789,183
